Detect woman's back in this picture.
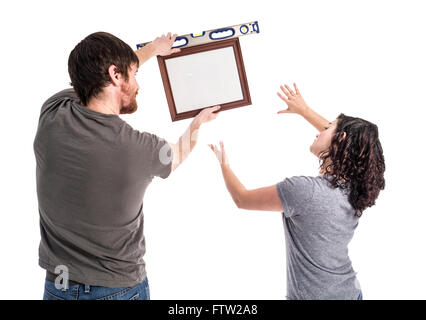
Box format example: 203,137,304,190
276,175,361,300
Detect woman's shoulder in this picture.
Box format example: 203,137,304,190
281,175,327,188
281,175,349,197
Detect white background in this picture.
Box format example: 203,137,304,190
1,0,425,300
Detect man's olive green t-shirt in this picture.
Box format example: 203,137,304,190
33,89,172,287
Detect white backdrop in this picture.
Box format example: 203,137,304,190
1,0,425,300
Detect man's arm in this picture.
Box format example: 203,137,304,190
134,32,220,173
134,32,181,66
277,83,330,132
134,42,157,66
170,106,221,172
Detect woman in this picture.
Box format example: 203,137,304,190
208,83,385,300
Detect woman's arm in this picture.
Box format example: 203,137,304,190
277,83,330,132
209,142,284,212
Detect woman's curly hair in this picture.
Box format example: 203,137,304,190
319,114,385,217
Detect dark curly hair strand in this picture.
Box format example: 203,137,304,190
319,114,385,217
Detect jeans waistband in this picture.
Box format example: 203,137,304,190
46,270,84,286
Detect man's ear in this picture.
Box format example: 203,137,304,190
338,131,347,142
108,65,121,87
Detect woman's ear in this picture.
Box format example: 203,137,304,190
108,65,121,87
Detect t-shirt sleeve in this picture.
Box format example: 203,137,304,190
150,133,173,179
276,176,315,218
137,131,173,179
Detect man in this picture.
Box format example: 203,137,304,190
33,31,220,300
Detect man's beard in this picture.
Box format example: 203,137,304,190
119,82,138,115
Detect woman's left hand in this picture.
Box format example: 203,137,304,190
208,141,229,167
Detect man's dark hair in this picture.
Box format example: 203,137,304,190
68,32,139,106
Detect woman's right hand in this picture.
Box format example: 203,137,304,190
277,83,309,116
208,141,229,167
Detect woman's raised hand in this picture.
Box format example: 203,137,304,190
208,141,229,167
277,83,309,116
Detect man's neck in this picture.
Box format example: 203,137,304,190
86,91,120,115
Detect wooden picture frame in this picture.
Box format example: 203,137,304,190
157,37,251,121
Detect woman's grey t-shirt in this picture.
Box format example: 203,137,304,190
276,175,361,300
33,89,172,288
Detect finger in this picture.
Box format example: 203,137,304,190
277,92,289,102
171,34,178,42
280,85,291,98
210,105,221,112
167,32,172,39
294,83,300,95
170,48,181,54
285,84,295,96
220,141,226,162
220,141,226,155
277,109,291,114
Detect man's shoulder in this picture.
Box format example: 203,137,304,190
40,88,78,116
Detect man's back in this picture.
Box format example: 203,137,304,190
34,89,172,287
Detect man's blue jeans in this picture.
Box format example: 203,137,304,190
43,277,150,300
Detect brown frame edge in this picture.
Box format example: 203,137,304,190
157,38,252,122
